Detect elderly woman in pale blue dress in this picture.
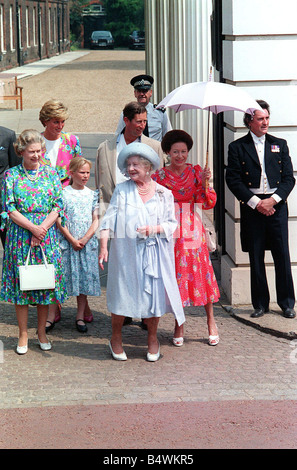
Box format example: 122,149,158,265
99,142,185,362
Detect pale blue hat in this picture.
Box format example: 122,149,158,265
118,142,160,173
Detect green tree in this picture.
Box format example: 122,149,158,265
104,0,144,46
70,0,86,43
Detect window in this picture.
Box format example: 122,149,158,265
33,7,37,46
26,6,30,46
0,5,5,52
18,6,22,49
49,8,52,43
10,5,14,50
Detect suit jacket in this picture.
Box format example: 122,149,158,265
40,131,82,186
226,132,295,204
95,134,166,217
226,132,295,252
0,126,19,207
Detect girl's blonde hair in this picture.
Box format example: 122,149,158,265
39,99,69,126
69,157,92,185
14,129,46,157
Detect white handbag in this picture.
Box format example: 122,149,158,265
202,216,217,252
19,245,56,291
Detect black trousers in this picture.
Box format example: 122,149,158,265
241,197,295,311
0,227,6,248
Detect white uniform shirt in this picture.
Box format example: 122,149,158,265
247,132,281,209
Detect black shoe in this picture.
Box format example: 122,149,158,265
282,308,296,319
140,319,148,330
76,320,88,333
45,320,55,333
123,317,132,325
250,308,266,318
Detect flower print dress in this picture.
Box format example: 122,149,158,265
0,164,68,305
40,131,82,187
152,164,220,307
59,185,101,297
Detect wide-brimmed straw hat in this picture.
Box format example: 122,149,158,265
117,142,160,173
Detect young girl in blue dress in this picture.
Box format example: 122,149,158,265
56,157,101,332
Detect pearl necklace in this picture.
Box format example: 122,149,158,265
22,163,40,182
136,180,153,195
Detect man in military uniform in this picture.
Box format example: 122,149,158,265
115,74,172,141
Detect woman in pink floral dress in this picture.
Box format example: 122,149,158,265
152,130,220,346
39,99,82,187
38,100,92,329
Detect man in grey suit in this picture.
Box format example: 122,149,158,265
0,126,19,246
95,101,165,219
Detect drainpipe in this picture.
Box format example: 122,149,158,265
15,0,23,65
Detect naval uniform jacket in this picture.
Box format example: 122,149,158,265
226,132,295,252
0,126,18,209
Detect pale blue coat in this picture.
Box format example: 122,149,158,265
100,180,185,326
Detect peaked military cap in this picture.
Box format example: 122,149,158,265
130,74,154,90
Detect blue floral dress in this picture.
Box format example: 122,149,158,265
0,164,68,305
59,185,101,297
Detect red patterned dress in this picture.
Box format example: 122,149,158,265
152,164,220,307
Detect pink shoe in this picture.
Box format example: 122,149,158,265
84,314,94,323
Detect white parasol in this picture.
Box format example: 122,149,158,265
157,72,262,168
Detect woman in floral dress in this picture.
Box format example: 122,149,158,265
56,157,101,333
0,129,67,354
152,130,220,346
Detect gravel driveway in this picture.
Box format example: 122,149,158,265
20,49,145,133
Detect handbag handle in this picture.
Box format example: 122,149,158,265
25,245,49,269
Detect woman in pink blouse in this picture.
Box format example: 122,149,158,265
39,99,82,187
39,100,93,329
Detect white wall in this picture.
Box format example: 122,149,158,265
222,0,297,304
144,0,297,305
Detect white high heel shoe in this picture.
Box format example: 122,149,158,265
16,342,28,355
172,337,184,347
37,338,52,351
147,343,160,362
109,341,127,361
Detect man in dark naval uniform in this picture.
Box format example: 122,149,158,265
116,74,172,141
226,99,296,319
0,125,19,246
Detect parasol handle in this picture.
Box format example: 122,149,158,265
204,153,209,191
208,66,213,82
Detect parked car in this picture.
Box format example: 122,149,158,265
90,31,115,49
128,30,145,49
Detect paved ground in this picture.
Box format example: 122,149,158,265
0,50,297,451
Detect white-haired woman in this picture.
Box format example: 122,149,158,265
0,129,67,354
99,142,185,362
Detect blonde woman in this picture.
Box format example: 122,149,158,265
39,99,82,187
39,100,86,327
